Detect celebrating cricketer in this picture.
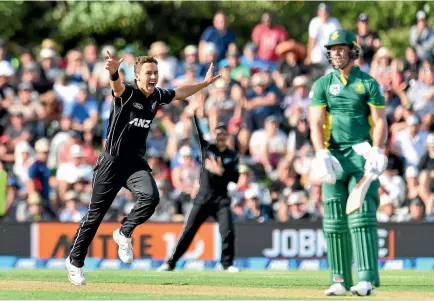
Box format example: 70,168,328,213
309,29,388,296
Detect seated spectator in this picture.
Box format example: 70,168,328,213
1,111,33,163
270,159,303,195
356,13,381,66
249,116,287,175
406,57,434,117
149,41,178,88
404,166,421,206
405,196,427,221
205,78,235,130
12,141,34,189
239,42,275,73
67,83,99,132
59,190,87,222
219,49,251,83
147,124,168,158
376,195,399,223
238,184,272,222
402,47,421,83
282,75,310,120
198,42,219,78
172,63,203,88
418,134,434,215
9,82,44,123
273,39,308,91
383,85,403,124
15,191,52,222
278,190,312,222
286,116,311,163
91,45,116,89
370,47,405,91
409,10,434,61
47,115,73,169
118,46,136,83
176,45,199,78
39,48,60,83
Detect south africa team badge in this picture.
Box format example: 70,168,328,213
329,84,341,96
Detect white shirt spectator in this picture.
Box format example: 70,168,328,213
394,128,428,167
56,162,93,184
250,129,287,161
378,172,406,207
308,16,341,65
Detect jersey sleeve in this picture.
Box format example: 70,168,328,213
309,79,327,107
156,87,176,105
367,79,385,108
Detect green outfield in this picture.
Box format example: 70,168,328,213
0,270,433,300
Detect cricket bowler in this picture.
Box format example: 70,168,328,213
308,29,388,296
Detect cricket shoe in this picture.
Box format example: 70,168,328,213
324,283,348,296
224,266,240,273
65,257,86,286
350,281,375,296
113,228,133,263
156,263,174,272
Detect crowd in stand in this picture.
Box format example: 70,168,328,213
0,3,433,223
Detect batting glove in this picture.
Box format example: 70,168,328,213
314,149,343,184
364,146,388,180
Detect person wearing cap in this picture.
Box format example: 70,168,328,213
282,75,310,119
118,46,136,84
218,48,251,82
9,82,43,123
59,190,87,222
356,13,381,65
148,41,178,88
410,10,434,61
3,108,33,152
68,82,99,130
65,49,90,85
66,40,221,285
306,2,341,67
394,115,429,168
251,12,288,62
197,42,220,78
176,45,199,78
242,184,272,222
199,11,236,62
274,39,308,90
83,43,98,73
408,196,426,221
309,29,388,296
157,101,240,273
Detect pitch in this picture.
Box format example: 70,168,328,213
0,270,433,300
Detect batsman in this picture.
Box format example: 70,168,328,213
309,29,388,296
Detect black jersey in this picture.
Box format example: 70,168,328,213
192,115,239,204
105,83,175,159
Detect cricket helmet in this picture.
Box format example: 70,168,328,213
324,29,361,62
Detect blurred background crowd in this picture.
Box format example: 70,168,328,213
0,3,433,224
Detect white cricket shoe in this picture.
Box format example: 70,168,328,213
324,283,348,296
113,228,133,263
225,266,240,273
156,263,174,272
65,257,86,286
350,281,375,296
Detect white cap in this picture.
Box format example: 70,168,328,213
417,10,427,20
35,138,49,152
203,42,217,54
40,48,57,59
427,133,434,146
70,144,83,158
405,166,419,178
179,146,192,157
406,115,420,126
380,195,393,207
245,185,261,199
292,75,309,87
101,45,116,57
0,60,15,77
287,191,306,205
184,45,198,55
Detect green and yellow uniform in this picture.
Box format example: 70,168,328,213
309,29,385,290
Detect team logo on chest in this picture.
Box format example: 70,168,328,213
133,102,143,109
329,84,341,96
354,82,364,94
129,118,151,128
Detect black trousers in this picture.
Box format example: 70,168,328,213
69,151,159,268
167,200,235,269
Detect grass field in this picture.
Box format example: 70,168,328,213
0,270,433,300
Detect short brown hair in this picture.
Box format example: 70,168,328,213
134,56,158,74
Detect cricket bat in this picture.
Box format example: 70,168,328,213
346,172,376,214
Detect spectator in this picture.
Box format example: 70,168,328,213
176,45,199,77
39,48,60,83
356,13,381,65
278,190,312,222
402,47,421,83
407,196,426,221
12,141,34,189
15,191,52,222
119,46,136,84
379,156,406,207
58,190,87,222
406,57,434,117
198,42,219,78
205,78,234,130
376,195,398,223
83,43,98,73
274,39,308,90
393,115,429,168
9,82,44,123
147,148,171,184
251,12,288,62
64,49,90,85
199,11,236,62
239,184,272,222
410,10,434,61
370,47,405,92
239,42,275,73
306,3,341,68
418,133,434,213
149,41,178,88
282,75,310,120
307,184,323,219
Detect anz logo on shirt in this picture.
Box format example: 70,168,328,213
129,118,151,128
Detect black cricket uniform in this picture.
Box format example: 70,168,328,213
69,83,175,268
167,115,239,269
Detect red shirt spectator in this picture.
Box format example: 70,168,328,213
251,12,288,62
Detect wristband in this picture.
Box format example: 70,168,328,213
110,70,119,81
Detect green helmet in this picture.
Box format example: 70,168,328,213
324,29,361,63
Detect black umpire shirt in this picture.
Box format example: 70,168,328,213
192,115,239,205
105,83,175,160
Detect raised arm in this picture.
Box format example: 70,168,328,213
105,51,126,97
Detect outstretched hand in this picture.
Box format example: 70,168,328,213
204,156,224,176
204,63,221,86
105,51,124,75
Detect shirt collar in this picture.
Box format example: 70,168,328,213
334,65,359,86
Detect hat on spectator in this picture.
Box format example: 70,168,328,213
179,146,192,157
35,138,49,153
147,148,162,158
265,115,279,124
406,115,420,126
374,47,394,60
287,191,306,205
101,45,117,57
293,75,310,87
149,41,170,56
358,13,369,22
0,61,14,77
23,62,39,72
203,42,217,55
41,38,60,52
275,39,306,60
65,190,79,201
417,10,427,21
40,48,57,60
122,46,135,55
427,133,434,146
27,192,41,205
70,144,83,158
379,195,393,208
18,82,33,91
245,185,261,199
213,78,227,90
11,111,24,118
244,42,257,52
184,45,198,55
318,2,331,13
251,72,266,86
410,196,424,207
405,166,419,178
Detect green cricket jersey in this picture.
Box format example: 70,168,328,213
309,66,385,150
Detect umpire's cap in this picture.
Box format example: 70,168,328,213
324,29,360,50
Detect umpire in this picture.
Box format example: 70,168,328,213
65,51,220,286
157,100,240,272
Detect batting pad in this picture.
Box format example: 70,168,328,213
348,201,380,287
323,197,353,290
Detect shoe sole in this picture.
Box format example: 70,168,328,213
351,289,373,296
112,230,133,264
